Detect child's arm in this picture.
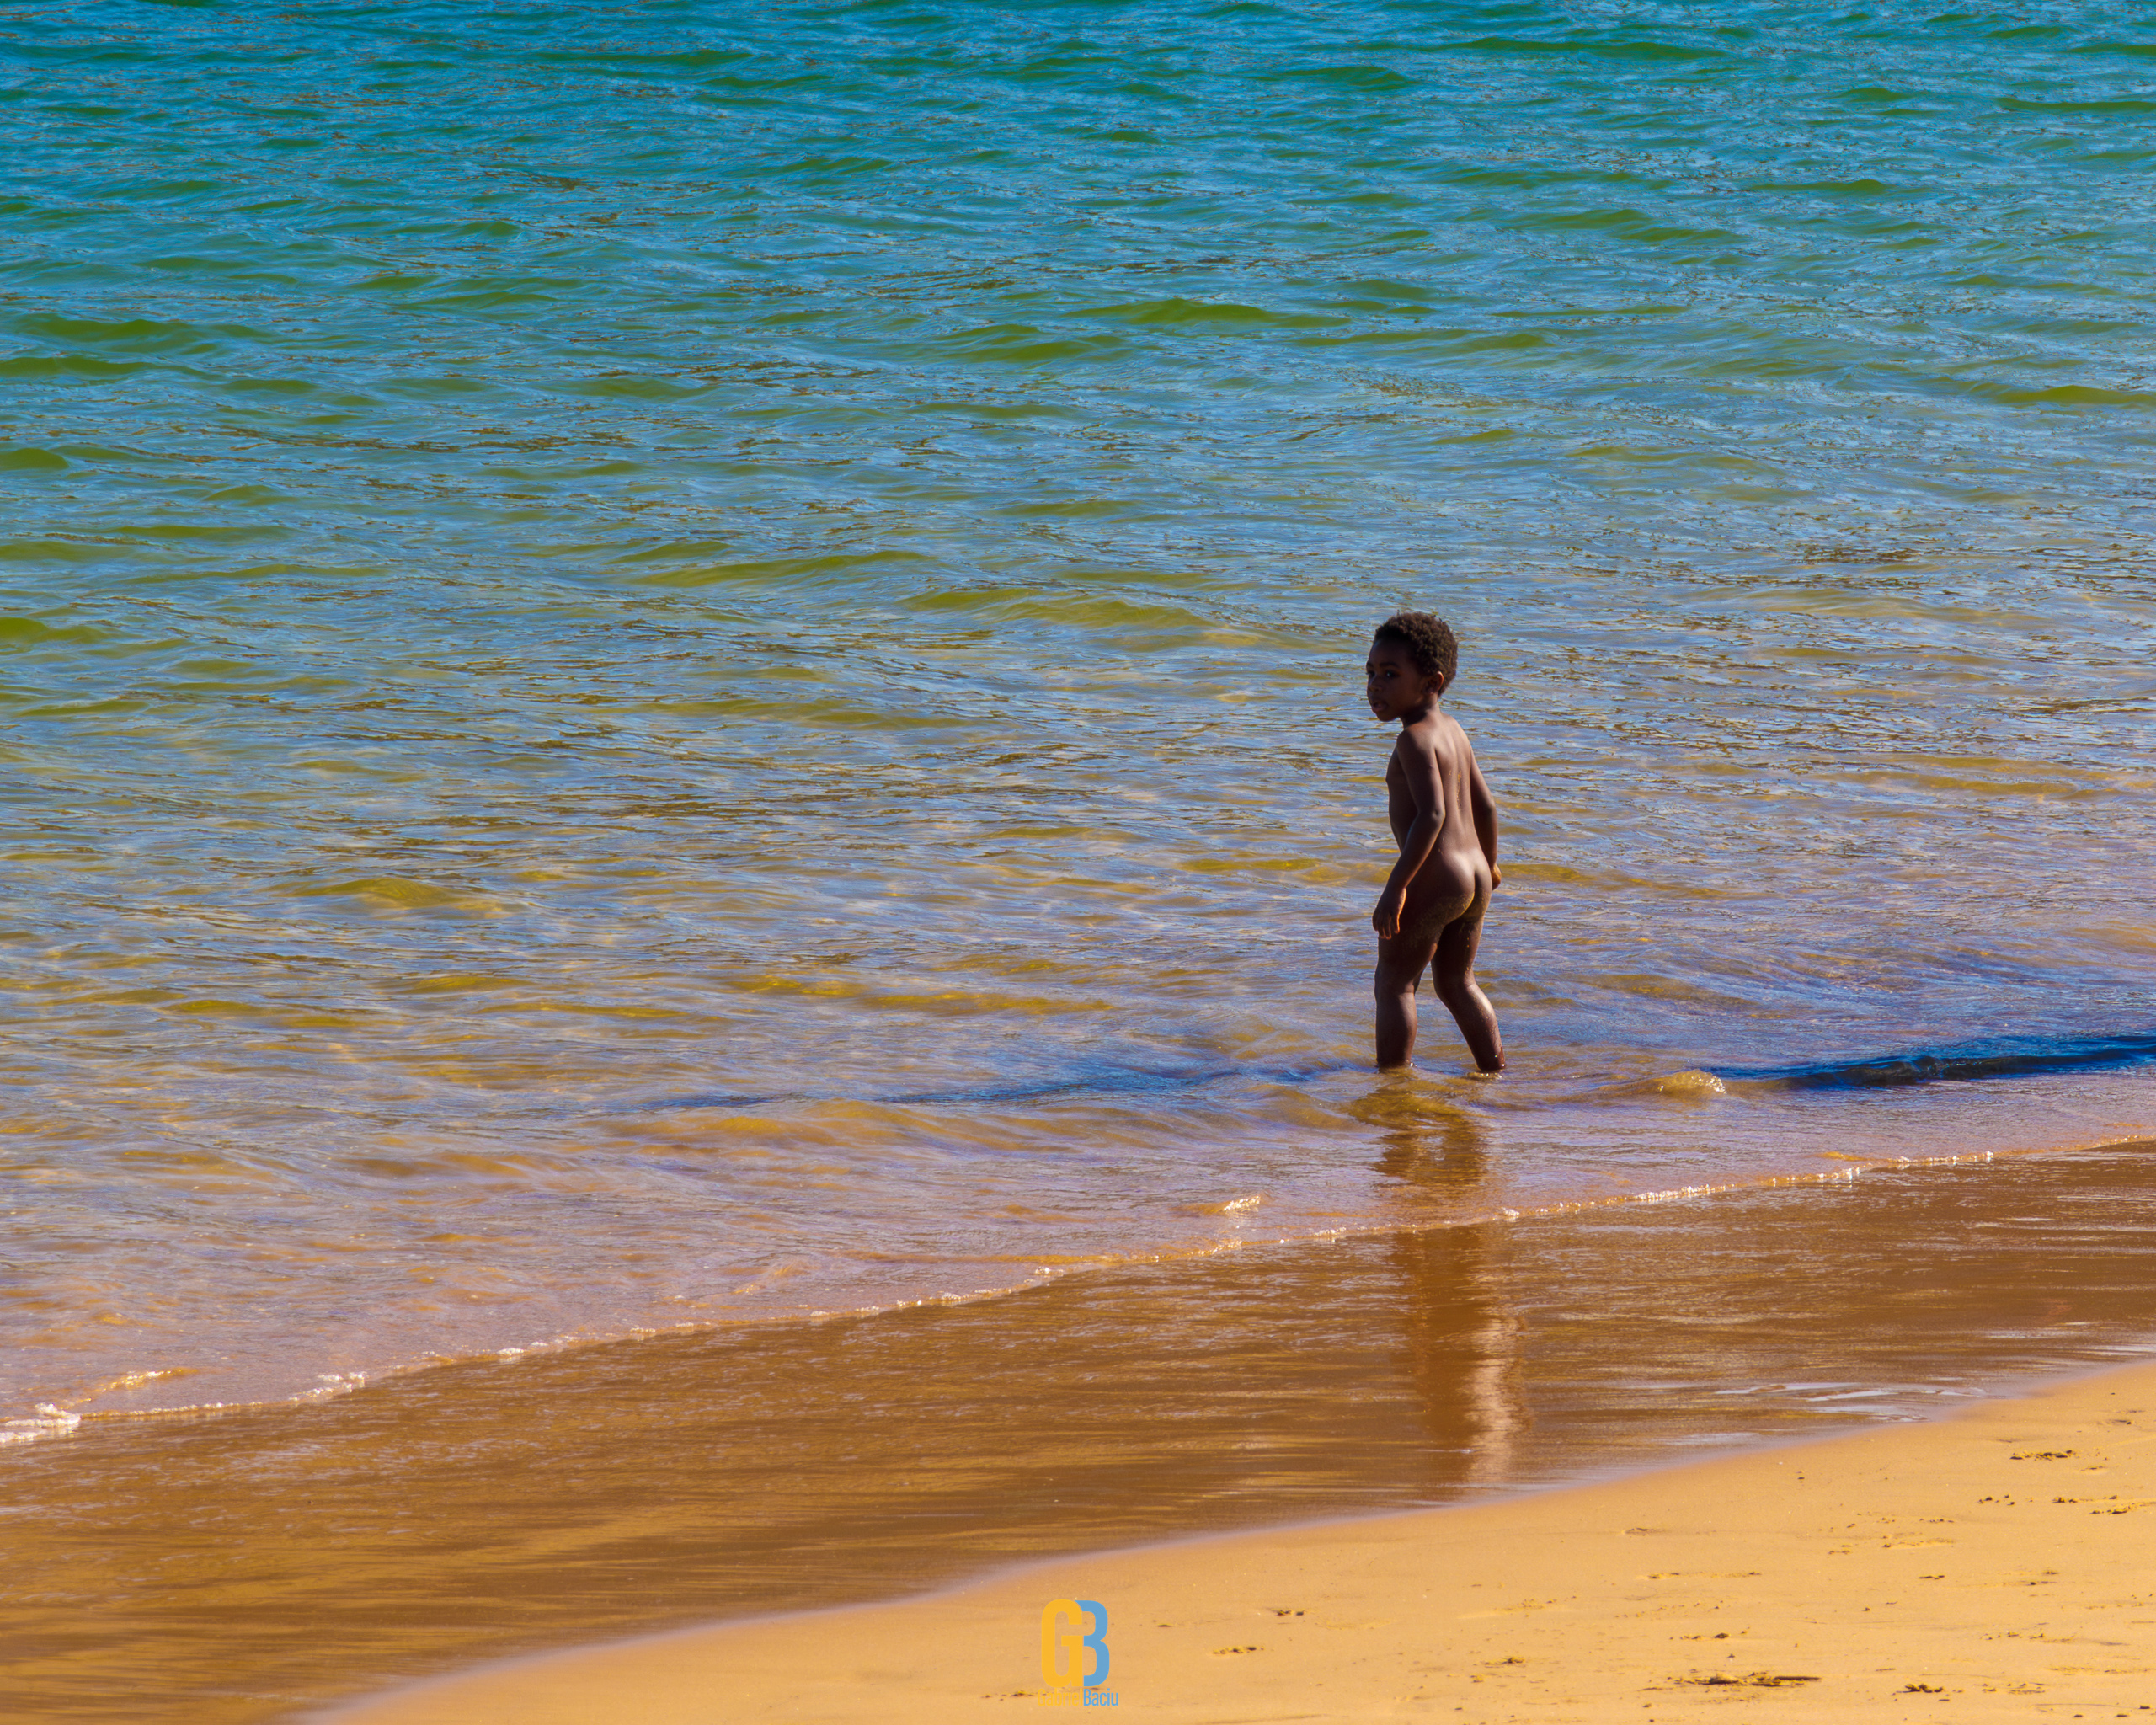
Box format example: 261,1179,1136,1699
1373,731,1445,938
1468,746,1502,891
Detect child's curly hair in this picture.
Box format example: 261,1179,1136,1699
1374,611,1459,686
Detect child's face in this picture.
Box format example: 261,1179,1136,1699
1365,639,1439,722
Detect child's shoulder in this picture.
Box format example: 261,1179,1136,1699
1394,713,1443,751
1406,709,1466,745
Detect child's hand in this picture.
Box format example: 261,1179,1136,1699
1372,888,1402,939
1491,863,1502,892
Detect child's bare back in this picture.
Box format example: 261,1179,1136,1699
1364,613,1504,1073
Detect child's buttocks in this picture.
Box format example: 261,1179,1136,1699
1394,862,1487,951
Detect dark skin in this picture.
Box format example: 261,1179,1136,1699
1366,637,1504,1073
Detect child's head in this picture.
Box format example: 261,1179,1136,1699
1372,611,1458,690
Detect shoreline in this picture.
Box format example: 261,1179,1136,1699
14,1141,2156,1723
326,1357,2156,1722
24,1110,2135,1441
0,1134,2050,1442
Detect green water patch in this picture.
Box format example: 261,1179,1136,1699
991,495,1154,520
121,520,295,544
1502,206,1742,248
985,592,1210,633
196,484,294,506
934,323,1133,362
13,313,244,353
0,537,124,563
1081,296,1342,331
0,446,69,471
553,371,716,401
1443,33,1727,62
286,875,504,916
0,354,146,382
404,276,587,313
1264,63,1418,93
0,614,111,646
894,583,1035,614
1743,178,1917,199
1949,380,2156,409
1999,94,2156,113
616,546,931,588
1325,277,1443,312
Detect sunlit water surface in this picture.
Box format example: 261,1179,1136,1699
3,2,2155,1434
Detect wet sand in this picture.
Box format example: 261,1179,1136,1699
331,1359,2156,1722
9,1141,2156,1722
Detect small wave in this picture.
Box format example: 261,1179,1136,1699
1719,1032,2156,1092
1593,1069,1730,1101
0,1403,83,1445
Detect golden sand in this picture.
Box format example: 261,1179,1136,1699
331,1359,2156,1722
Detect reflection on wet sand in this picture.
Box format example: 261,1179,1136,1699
1368,1085,1527,1487
7,1143,2156,1724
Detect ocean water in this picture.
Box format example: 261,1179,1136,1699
5,0,2156,1466
9,3,2156,1717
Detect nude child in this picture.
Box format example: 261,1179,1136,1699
1364,612,1504,1073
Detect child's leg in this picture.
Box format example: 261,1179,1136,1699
1430,904,1503,1073
1373,935,1438,1069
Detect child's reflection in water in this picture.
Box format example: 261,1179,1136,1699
1364,1089,1526,1491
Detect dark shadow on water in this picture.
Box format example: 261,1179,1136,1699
1719,1029,2156,1091
628,1028,2156,1119
623,1056,1364,1115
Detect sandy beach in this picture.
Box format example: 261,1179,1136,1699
331,1359,2156,1723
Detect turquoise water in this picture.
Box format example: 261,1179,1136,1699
5,3,2156,1429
